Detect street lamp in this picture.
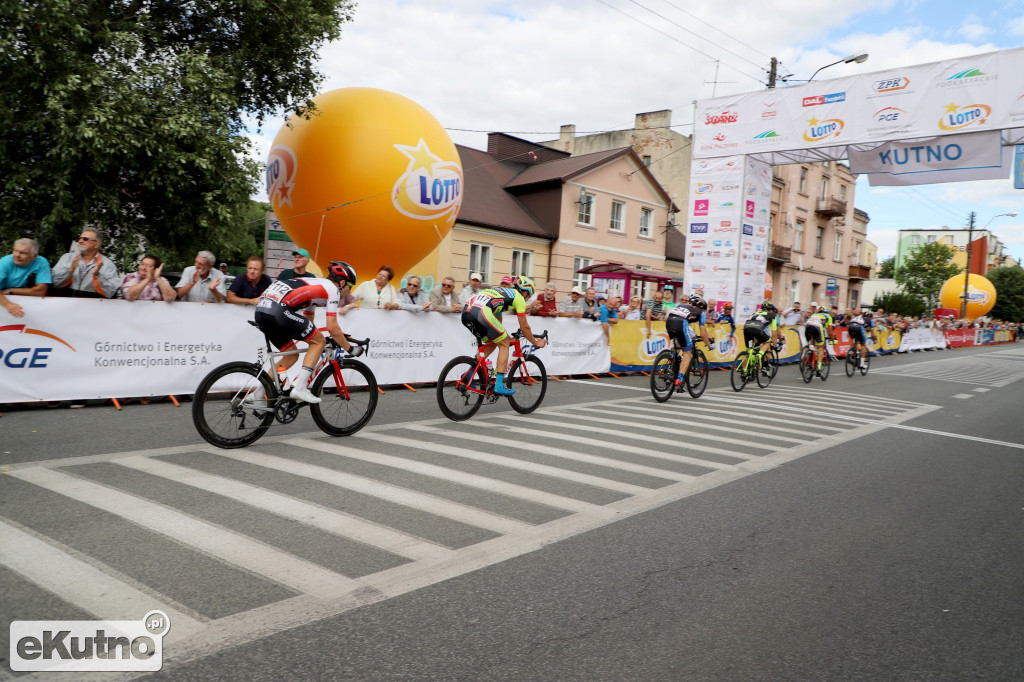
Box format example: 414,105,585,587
807,51,869,82
962,211,1017,317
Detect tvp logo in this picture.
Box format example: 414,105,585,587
0,324,76,368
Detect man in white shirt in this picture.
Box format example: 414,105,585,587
781,301,803,326
459,272,484,305
176,250,226,303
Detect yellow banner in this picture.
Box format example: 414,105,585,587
610,321,802,368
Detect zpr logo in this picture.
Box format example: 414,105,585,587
0,324,76,368
873,77,910,93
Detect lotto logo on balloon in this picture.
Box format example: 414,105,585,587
392,140,463,221
265,146,297,208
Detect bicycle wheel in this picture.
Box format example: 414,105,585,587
859,350,871,376
686,349,709,398
756,351,773,388
437,356,486,421
650,350,678,402
731,351,752,391
845,348,857,377
505,356,548,413
767,348,780,380
799,347,815,383
192,361,277,448
820,349,831,381
310,359,378,436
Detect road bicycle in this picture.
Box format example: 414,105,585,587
192,325,377,448
845,342,870,377
799,340,832,383
649,338,711,402
730,343,779,391
436,329,548,421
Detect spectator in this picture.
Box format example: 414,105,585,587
226,256,272,305
429,276,463,313
805,302,820,324
644,290,667,335
581,287,600,321
122,254,175,302
50,228,120,298
715,304,736,335
395,275,430,313
599,295,620,340
459,272,485,305
277,249,312,280
781,301,803,326
559,286,585,318
176,250,226,302
352,265,400,309
622,296,643,320
526,282,559,317
218,262,229,275
0,238,51,318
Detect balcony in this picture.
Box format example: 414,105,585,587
768,244,791,263
815,197,847,217
848,264,870,281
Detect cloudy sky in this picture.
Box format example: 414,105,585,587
251,0,1024,261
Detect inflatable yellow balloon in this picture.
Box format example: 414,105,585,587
265,88,463,283
939,273,996,318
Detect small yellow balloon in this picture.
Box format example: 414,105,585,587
939,273,997,318
265,88,463,283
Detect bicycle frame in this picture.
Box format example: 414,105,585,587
460,337,530,396
251,335,365,410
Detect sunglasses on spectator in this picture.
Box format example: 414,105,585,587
441,283,454,287
77,236,97,242
407,283,420,288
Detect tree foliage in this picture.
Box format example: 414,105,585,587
0,0,355,269
893,242,961,309
987,266,1024,322
876,255,896,279
872,291,927,318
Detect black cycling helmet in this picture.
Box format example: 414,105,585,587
688,294,708,310
327,260,357,287
760,299,777,313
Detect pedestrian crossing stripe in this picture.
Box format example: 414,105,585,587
872,349,1024,386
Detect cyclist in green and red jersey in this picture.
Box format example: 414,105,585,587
804,307,836,375
461,276,547,395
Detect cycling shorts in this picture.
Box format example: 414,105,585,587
461,306,507,344
665,316,695,351
804,325,824,344
848,324,867,344
254,303,318,352
743,324,770,347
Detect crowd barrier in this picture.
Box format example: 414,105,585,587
0,298,1016,403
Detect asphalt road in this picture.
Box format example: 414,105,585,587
2,342,1023,681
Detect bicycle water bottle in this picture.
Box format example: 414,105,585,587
708,340,716,351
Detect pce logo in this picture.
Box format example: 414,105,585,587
392,139,464,221
0,325,76,368
938,103,991,131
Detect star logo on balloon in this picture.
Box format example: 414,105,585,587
391,138,464,221
266,145,298,209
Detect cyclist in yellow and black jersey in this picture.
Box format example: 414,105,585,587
804,308,836,374
743,299,782,359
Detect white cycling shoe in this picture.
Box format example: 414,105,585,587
290,384,322,404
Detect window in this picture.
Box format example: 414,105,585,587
822,161,830,169
577,191,594,225
639,208,653,237
610,201,625,232
510,249,532,278
573,256,592,291
820,178,829,199
849,289,859,310
469,243,491,283
852,240,861,265
799,167,808,194
790,279,800,306
839,184,847,201
815,227,824,257
833,233,843,260
794,219,805,251
643,155,652,166
910,234,921,246
927,234,937,243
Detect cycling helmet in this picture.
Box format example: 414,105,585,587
326,260,357,287
760,299,777,313
688,294,708,311
512,275,535,299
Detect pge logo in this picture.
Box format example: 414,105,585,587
803,117,844,142
392,138,464,221
0,324,76,368
938,103,991,131
875,107,906,122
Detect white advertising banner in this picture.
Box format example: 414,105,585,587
848,131,1009,186
694,47,1024,163
684,155,745,306
734,158,772,319
0,299,607,403
897,327,948,352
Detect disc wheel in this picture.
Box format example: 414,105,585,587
192,362,277,449
310,360,378,436
859,351,871,376
756,352,773,388
437,356,486,421
505,356,548,414
686,349,709,398
799,347,815,383
731,351,752,392
650,350,678,402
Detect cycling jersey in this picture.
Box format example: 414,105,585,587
804,311,834,344
665,303,706,351
254,278,341,351
743,309,777,347
666,303,706,324
462,287,527,343
467,287,527,316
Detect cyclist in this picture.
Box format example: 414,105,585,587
743,300,782,375
253,260,362,404
461,275,548,396
846,309,871,369
664,294,714,385
804,305,836,376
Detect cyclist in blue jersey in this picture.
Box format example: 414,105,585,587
665,294,714,382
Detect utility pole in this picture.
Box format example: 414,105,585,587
767,57,778,89
961,211,976,318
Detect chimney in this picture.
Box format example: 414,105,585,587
558,124,576,154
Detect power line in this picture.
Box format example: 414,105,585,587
653,0,771,60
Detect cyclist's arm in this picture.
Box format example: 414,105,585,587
516,313,547,347
324,315,352,352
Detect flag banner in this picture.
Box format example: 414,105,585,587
848,131,1009,186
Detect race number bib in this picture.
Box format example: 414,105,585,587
261,280,292,304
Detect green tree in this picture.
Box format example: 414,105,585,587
894,242,961,309
872,291,927,317
987,266,1024,322
1,0,355,269
876,255,896,278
